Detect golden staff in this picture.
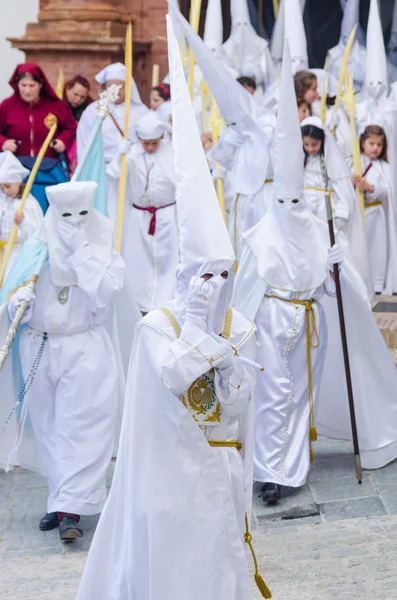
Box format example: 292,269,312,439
333,24,357,134
210,98,226,222
56,68,64,99
200,80,210,132
343,71,365,220
273,0,280,17
152,64,160,87
115,22,133,253
320,55,329,123
0,114,58,288
187,0,203,100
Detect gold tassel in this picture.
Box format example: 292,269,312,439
255,574,273,599
310,445,314,463
244,514,272,598
310,426,318,442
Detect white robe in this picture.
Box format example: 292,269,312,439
328,41,367,91
76,306,256,600
4,248,124,515
107,141,178,313
361,157,397,295
0,193,43,278
233,245,336,487
77,101,149,164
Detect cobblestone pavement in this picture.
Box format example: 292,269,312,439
1,437,397,599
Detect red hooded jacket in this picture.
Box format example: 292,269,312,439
0,63,77,159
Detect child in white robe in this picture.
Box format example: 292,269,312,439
5,181,124,541
0,151,43,278
107,111,178,315
352,125,397,295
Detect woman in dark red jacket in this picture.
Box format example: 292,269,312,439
0,63,77,212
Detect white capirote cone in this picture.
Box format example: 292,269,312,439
365,0,388,94
340,0,361,44
271,0,285,62
0,151,29,183
284,0,308,73
166,15,235,291
203,0,223,55
230,0,250,22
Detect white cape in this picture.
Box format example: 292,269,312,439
76,310,253,600
317,260,397,469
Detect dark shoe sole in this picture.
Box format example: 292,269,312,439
60,528,83,541
40,523,60,531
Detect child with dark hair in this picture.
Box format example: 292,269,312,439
150,83,171,110
236,76,257,96
352,125,397,294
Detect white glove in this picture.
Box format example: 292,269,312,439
326,111,340,130
184,276,213,330
118,139,131,155
212,166,225,181
211,333,237,380
8,286,35,321
328,244,344,270
58,220,88,251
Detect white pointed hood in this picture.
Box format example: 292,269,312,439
171,5,270,196
365,0,388,98
203,0,223,56
340,0,361,45
36,181,113,287
284,0,308,74
221,0,269,75
242,39,329,292
166,15,235,328
271,0,285,63
0,151,29,183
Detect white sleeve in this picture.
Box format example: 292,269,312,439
68,248,125,312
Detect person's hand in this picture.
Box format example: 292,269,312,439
118,139,131,155
327,244,344,270
2,139,18,153
52,139,66,153
8,286,35,321
184,276,214,330
212,165,225,181
357,179,374,193
14,212,24,225
351,174,361,186
58,219,88,251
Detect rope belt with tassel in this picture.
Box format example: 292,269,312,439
265,295,320,462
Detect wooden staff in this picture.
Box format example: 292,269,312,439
0,114,58,289
56,68,64,100
320,154,363,484
115,22,133,253
200,80,210,132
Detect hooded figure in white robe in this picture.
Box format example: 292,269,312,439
328,0,367,91
107,111,178,314
75,16,272,600
356,0,397,227
271,0,308,75
2,181,124,539
221,0,276,99
0,152,43,278
77,63,148,164
233,40,341,502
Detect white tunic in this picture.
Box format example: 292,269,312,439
107,141,178,313
76,307,257,600
0,193,43,278
15,247,124,515
361,156,397,295
77,100,149,163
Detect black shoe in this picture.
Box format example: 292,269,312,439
261,482,282,504
59,516,83,541
39,512,60,531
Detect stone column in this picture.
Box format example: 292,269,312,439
8,0,151,102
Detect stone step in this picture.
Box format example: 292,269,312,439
373,296,397,364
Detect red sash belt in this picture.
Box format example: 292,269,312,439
133,202,176,235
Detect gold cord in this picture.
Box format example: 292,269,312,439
208,440,242,451
244,513,272,598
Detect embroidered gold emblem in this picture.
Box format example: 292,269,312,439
181,369,221,425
